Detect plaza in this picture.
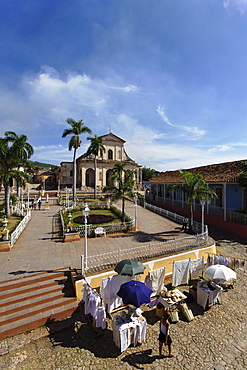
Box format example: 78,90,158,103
0,199,246,369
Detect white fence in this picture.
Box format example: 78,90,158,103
10,210,31,247
147,194,247,227
82,231,208,274
144,202,206,234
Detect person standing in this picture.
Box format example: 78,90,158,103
158,311,174,358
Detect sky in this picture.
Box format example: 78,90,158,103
0,0,247,172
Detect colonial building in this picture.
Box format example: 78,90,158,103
146,159,247,239
32,169,57,190
59,132,142,190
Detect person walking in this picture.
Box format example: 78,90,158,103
181,217,188,232
38,199,42,210
158,311,174,358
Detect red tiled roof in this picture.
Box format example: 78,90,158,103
148,159,246,184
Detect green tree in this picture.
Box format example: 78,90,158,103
142,167,159,181
62,118,92,201
4,131,33,199
168,170,217,233
0,137,31,217
237,161,247,190
103,162,136,223
86,134,106,199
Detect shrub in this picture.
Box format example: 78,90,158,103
73,214,114,225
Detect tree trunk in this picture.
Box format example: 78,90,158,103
16,180,20,201
73,148,77,202
5,184,10,218
188,204,193,233
122,197,125,224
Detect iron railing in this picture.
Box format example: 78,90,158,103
61,204,135,237
82,231,208,274
144,202,206,234
146,194,247,227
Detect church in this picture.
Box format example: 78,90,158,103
59,132,142,191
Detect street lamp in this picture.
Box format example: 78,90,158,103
21,189,24,214
27,187,30,209
134,193,138,231
83,203,90,274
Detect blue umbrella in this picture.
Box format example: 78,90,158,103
117,280,153,307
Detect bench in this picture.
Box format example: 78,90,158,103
95,227,106,237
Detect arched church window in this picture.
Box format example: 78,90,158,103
108,149,113,160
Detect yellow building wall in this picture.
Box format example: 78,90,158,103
75,243,216,301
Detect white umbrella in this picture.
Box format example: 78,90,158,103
205,264,236,282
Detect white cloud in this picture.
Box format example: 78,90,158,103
115,113,165,145
126,141,245,172
208,145,233,152
157,105,175,127
0,66,244,172
157,105,206,139
32,143,89,164
223,0,247,13
99,83,139,93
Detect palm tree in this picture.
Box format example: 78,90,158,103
103,162,136,223
4,131,33,200
62,118,92,202
168,170,217,233
0,138,31,217
86,134,106,199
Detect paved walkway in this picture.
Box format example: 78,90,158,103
0,201,186,282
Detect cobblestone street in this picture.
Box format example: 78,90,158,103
0,240,246,370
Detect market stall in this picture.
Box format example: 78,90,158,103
196,279,222,310
157,289,187,309
112,308,147,352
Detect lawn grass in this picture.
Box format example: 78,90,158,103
0,200,23,233
0,214,23,233
65,208,121,227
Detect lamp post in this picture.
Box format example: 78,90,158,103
27,187,30,209
134,193,138,231
21,189,24,214
83,203,90,274
200,197,206,236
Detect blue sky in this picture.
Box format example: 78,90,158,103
0,0,247,171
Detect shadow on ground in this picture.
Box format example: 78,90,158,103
208,224,247,245
121,349,160,369
132,230,184,243
46,304,121,358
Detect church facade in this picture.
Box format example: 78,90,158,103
59,132,142,190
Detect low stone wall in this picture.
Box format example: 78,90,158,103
0,240,11,252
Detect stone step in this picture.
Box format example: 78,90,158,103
0,295,78,326
0,300,79,341
0,268,78,341
0,271,67,292
0,267,70,285
0,283,62,308
0,286,65,315
0,280,66,300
